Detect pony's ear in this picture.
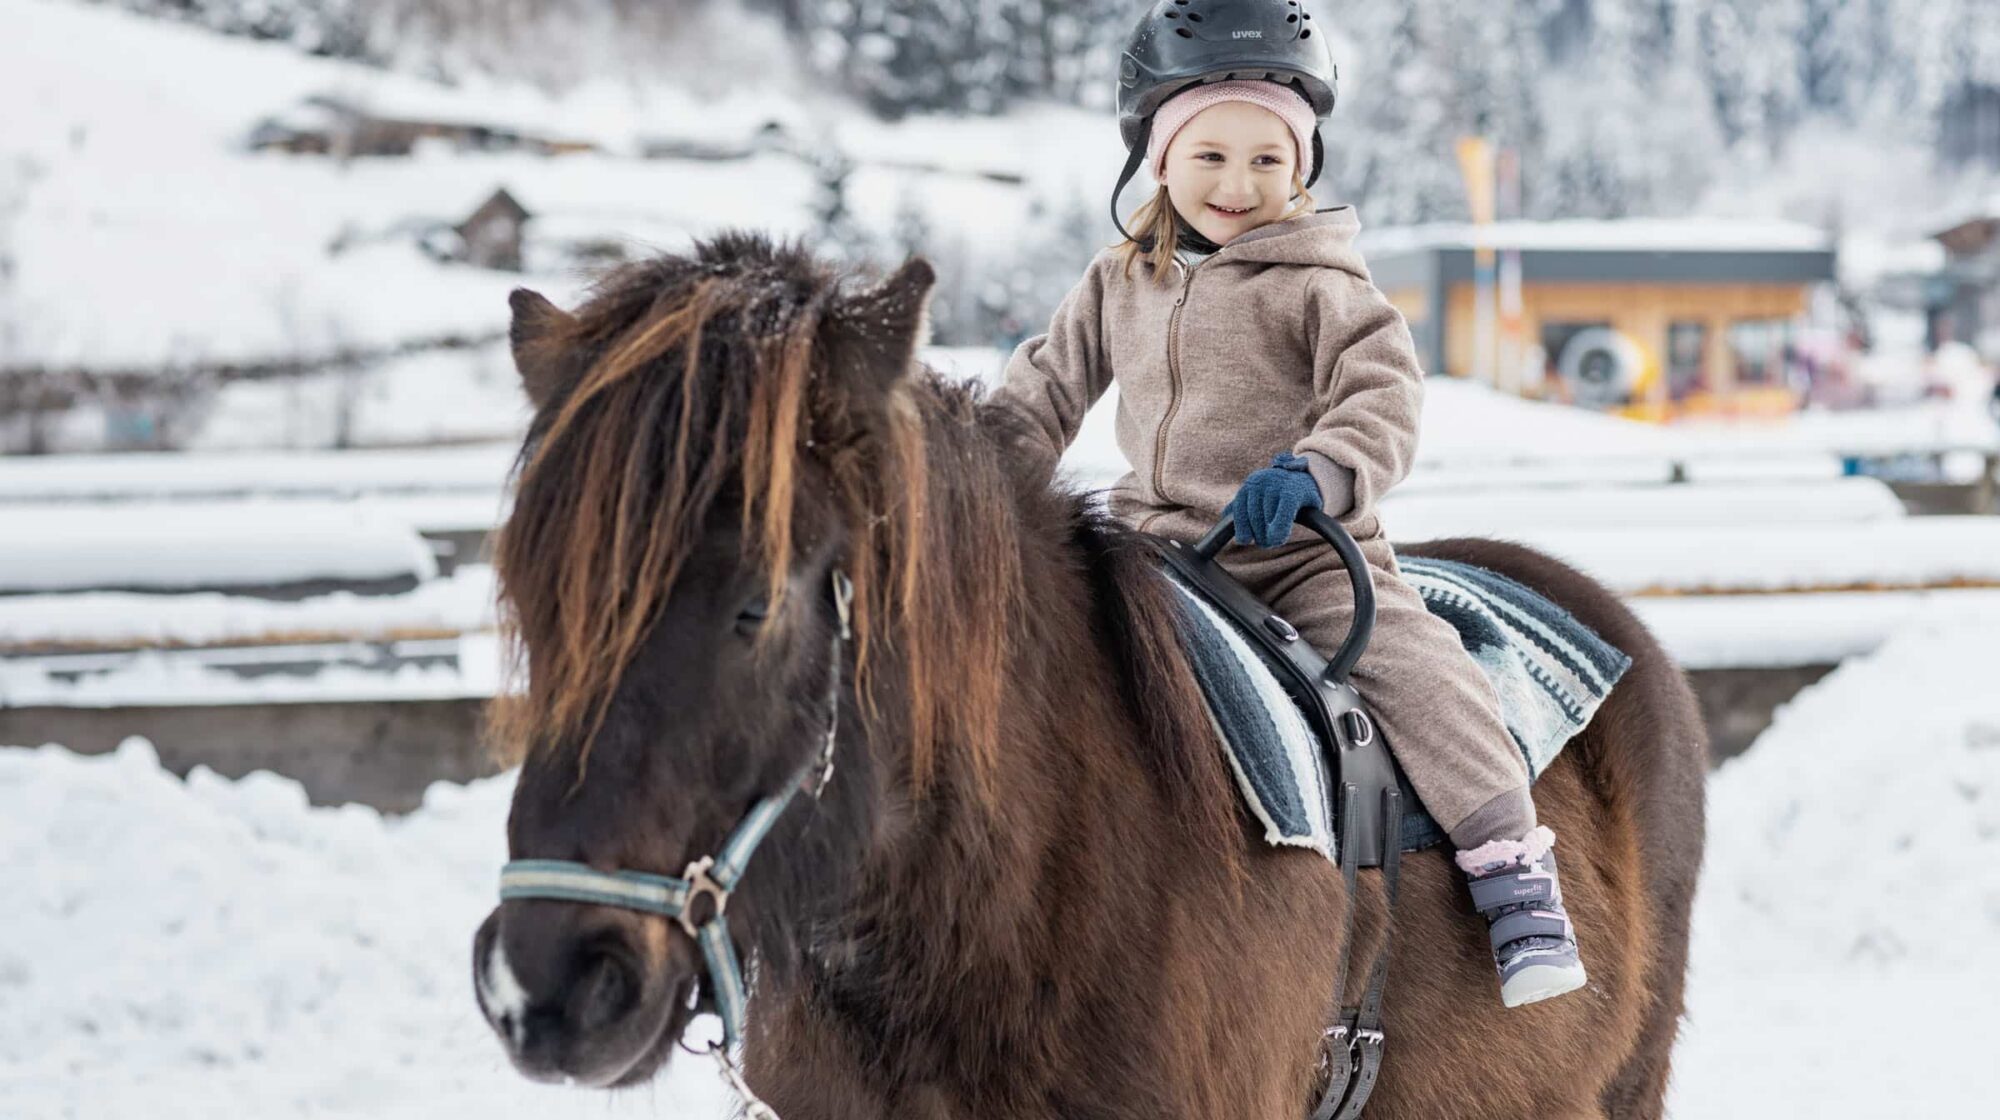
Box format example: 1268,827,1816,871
509,288,577,411
819,257,936,417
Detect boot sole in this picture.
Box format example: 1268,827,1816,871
1500,962,1588,1008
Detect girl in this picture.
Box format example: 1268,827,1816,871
987,0,1586,1008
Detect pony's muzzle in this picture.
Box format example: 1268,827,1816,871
472,902,695,1088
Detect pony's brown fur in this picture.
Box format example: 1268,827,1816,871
481,233,1704,1119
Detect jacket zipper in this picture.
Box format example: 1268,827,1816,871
1153,256,1207,509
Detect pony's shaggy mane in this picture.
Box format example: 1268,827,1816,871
490,233,1013,797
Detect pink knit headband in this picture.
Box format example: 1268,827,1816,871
1146,80,1318,182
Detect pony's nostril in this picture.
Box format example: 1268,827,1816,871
569,946,640,1034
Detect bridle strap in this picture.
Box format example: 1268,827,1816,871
497,755,816,1049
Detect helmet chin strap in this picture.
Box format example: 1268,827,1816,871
1110,117,1228,258
1108,116,1153,246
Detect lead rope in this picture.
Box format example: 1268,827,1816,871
702,569,853,1120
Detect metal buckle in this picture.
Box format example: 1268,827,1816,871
677,855,729,939
1353,1027,1384,1048
1341,709,1375,748
1316,1022,1350,1075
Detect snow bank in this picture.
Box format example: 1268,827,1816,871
0,738,729,1118
0,564,496,651
1379,478,1906,539
1521,518,2000,595
1633,587,2000,670
1669,622,2000,1115
0,632,501,708
187,340,535,452
0,443,515,502
0,501,437,593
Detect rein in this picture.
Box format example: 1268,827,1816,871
496,569,854,1118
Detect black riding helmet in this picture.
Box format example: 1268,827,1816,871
1111,0,1339,247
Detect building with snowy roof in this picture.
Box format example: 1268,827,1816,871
1360,219,1838,422
1929,202,2000,362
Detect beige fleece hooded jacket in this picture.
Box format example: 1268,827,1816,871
987,207,1542,846
988,207,1421,548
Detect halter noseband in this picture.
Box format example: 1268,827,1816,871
496,568,854,1084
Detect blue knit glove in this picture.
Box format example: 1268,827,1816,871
1226,452,1323,548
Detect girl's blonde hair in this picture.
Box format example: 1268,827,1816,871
1116,171,1315,284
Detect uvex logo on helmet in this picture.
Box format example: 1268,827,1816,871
1233,29,1263,39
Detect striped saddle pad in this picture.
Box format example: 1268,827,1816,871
1161,555,1632,862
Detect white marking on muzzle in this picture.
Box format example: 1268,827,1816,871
481,939,531,1050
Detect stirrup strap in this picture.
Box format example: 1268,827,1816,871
1309,786,1403,1120
1333,787,1402,1120
1309,784,1363,1120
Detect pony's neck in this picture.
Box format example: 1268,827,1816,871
796,396,1229,1097
753,385,1256,1114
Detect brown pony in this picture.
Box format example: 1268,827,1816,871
471,232,1706,1119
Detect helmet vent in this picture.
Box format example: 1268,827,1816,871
1165,9,1178,16
1287,13,1297,20
1175,27,1194,38
1300,28,1311,38
1185,11,1203,21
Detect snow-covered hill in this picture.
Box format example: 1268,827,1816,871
0,0,1119,384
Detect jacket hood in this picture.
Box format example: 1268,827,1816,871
1216,206,1367,276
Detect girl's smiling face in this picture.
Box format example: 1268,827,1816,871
1161,101,1299,246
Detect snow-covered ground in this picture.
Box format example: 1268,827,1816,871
1667,622,1999,1116
4,615,1993,1117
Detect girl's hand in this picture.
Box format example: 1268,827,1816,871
1225,452,1323,547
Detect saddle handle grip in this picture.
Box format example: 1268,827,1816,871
1192,508,1376,686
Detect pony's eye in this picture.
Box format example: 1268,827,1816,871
736,596,770,634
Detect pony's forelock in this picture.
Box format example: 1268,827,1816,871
489,235,1011,801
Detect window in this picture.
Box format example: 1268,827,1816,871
1666,321,1709,401
1728,319,1792,386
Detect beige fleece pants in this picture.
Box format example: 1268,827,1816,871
1201,527,1537,850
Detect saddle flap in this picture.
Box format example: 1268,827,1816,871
1145,536,1413,868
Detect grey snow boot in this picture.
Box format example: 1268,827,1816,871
1455,825,1588,1008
